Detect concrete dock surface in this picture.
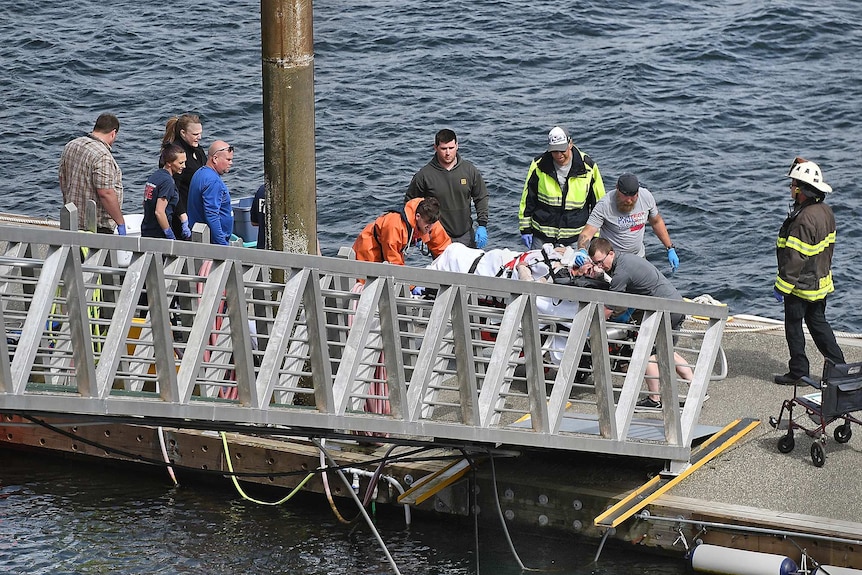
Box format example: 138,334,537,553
660,325,862,524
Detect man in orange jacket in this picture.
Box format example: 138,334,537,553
353,197,451,265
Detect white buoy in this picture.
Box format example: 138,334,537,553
813,566,862,575
690,544,797,575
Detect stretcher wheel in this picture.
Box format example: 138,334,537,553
834,423,852,444
777,434,795,454
810,442,825,467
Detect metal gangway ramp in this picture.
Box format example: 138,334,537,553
0,221,727,468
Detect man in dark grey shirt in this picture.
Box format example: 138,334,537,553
587,237,693,409
405,128,489,248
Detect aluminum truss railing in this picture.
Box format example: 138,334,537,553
0,223,727,464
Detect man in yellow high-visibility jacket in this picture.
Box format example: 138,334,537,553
518,126,605,250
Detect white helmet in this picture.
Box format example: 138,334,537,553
787,160,832,194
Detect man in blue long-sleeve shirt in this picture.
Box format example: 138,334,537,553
188,140,234,245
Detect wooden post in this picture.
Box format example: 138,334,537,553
260,0,317,257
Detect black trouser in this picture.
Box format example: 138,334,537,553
530,232,577,250
784,293,845,377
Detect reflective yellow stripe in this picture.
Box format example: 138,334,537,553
775,272,834,301
530,222,588,238
774,277,794,293
795,272,834,300
534,171,592,207
776,231,835,257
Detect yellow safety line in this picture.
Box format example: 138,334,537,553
687,417,760,469
397,458,471,506
593,475,662,527
514,401,572,424
220,431,314,506
594,417,760,528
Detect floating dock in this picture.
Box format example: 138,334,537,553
0,218,860,569
3,327,861,569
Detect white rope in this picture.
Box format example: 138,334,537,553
683,294,862,339
0,213,60,227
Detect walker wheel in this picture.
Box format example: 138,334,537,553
810,442,825,467
777,434,795,454
834,423,852,444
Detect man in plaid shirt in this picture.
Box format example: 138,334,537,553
59,113,126,234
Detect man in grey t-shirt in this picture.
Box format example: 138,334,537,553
573,173,679,271
587,236,692,410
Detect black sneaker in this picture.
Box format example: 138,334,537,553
773,373,804,385
679,394,709,406
636,397,662,409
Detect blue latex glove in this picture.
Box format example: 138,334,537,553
163,228,176,240
474,226,488,248
521,233,533,248
773,288,784,303
117,224,127,236
181,220,192,239
573,248,589,267
411,286,425,296
667,247,679,272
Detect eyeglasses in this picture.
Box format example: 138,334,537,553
214,145,234,154
591,253,610,267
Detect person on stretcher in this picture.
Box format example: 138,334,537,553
420,242,609,365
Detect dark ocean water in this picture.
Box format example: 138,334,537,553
0,2,859,569
0,450,684,575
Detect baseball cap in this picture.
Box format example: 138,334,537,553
547,126,570,152
616,173,640,196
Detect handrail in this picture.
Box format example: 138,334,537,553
0,222,727,465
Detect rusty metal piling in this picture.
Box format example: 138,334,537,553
260,0,317,256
